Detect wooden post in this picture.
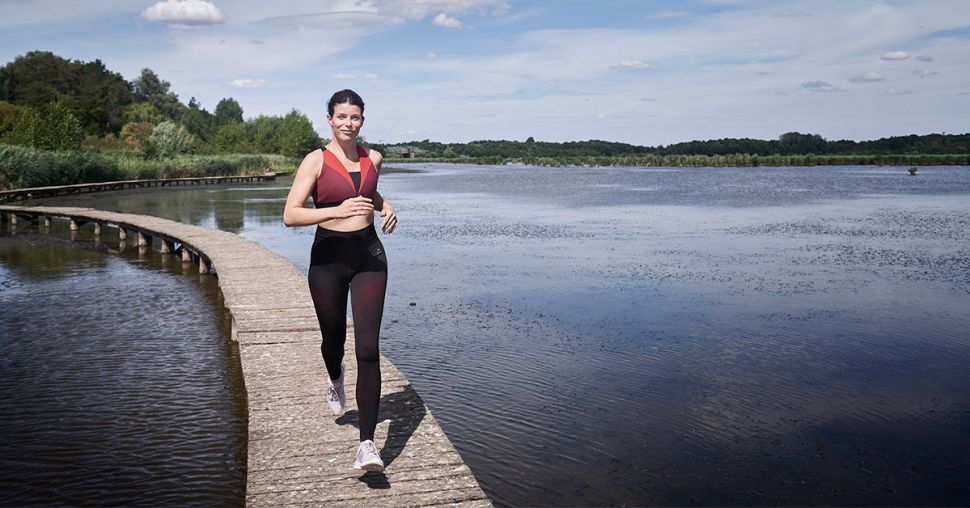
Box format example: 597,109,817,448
161,239,173,254
10,214,17,225
137,231,151,246
43,216,51,228
94,223,102,236
182,248,192,263
70,219,80,231
118,227,127,240
199,257,209,274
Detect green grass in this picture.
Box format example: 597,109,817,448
0,144,298,190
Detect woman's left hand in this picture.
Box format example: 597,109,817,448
380,204,397,233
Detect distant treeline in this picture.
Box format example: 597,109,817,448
375,132,970,166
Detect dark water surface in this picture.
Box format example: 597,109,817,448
19,164,970,506
0,225,246,505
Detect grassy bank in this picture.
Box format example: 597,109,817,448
0,144,297,190
386,153,970,167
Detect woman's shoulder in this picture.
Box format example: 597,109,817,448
297,148,324,175
362,146,383,165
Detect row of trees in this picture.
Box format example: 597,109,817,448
0,51,321,158
375,132,970,160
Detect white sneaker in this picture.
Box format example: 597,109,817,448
353,439,385,472
326,363,346,415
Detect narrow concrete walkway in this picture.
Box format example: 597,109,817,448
0,205,492,507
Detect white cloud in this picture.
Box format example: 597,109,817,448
800,80,847,93
912,69,938,77
433,13,463,28
881,50,910,60
612,60,653,70
887,88,917,95
427,52,438,59
364,73,380,80
230,78,266,88
849,71,884,83
141,0,225,26
333,73,355,80
915,54,933,61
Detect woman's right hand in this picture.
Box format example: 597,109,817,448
335,196,375,218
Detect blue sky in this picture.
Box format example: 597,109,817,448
2,0,968,145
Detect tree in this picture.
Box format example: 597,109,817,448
0,100,23,139
8,101,84,150
250,115,282,153
143,121,195,158
132,68,170,101
214,97,243,126
120,122,154,149
122,102,164,125
213,121,249,153
182,96,215,142
278,109,320,158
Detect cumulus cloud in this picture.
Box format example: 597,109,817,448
141,0,225,26
849,71,884,83
912,69,939,77
916,55,934,61
612,60,653,69
433,13,463,28
881,50,910,60
230,78,266,88
801,80,846,93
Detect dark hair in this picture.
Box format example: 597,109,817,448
327,89,365,117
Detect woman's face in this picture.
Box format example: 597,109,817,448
328,103,363,143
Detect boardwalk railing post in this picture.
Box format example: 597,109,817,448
161,239,174,254
94,223,102,236
137,231,151,247
43,216,51,228
182,248,192,263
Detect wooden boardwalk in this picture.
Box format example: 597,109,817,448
0,205,492,507
0,173,280,203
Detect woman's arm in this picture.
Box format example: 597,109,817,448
373,190,397,233
282,150,374,227
367,148,397,233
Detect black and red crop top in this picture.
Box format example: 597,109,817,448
313,145,378,208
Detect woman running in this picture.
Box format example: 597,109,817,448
283,89,398,472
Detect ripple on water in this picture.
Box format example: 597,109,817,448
0,234,246,506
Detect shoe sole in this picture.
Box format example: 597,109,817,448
354,461,385,473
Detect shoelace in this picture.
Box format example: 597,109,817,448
359,441,379,460
327,384,341,402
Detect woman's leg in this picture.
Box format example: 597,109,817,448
349,265,387,442
308,263,351,381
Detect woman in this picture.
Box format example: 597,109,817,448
283,89,397,472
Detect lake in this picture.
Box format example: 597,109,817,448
4,163,970,505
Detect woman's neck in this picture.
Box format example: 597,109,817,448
329,139,358,159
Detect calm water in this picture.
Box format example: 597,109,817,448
18,164,970,506
0,225,247,505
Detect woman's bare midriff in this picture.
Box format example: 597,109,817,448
317,214,373,232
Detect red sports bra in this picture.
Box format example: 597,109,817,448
313,145,378,208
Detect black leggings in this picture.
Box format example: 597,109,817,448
308,224,388,442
